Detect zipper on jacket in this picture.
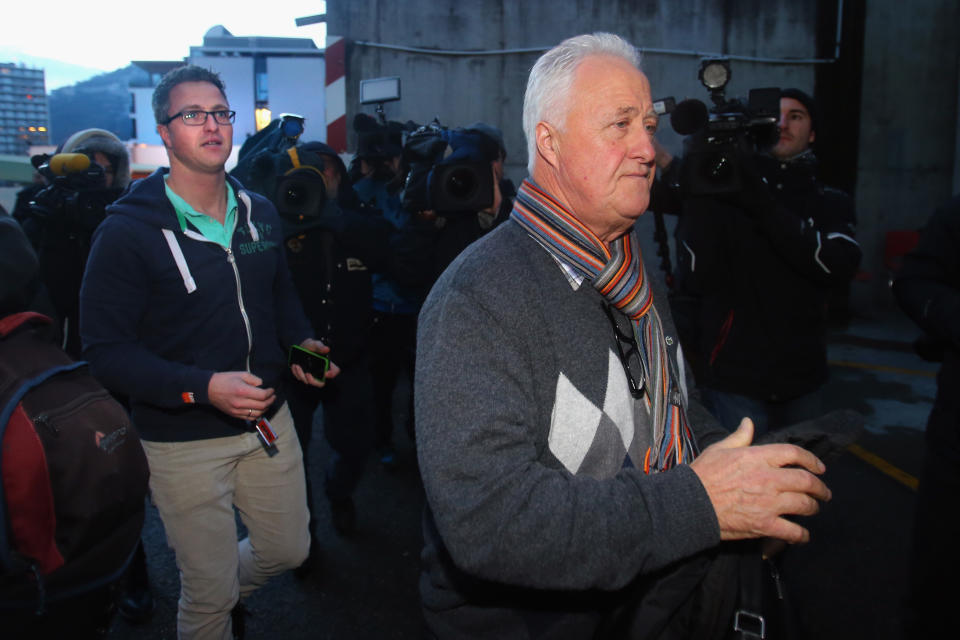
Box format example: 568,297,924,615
225,247,254,372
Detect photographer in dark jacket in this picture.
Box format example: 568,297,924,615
671,89,861,434
19,128,130,359
892,193,960,638
425,122,512,275
367,121,513,467
233,126,420,550
351,117,425,469
278,141,394,544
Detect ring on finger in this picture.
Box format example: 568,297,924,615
248,408,253,418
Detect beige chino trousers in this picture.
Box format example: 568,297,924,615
141,402,310,640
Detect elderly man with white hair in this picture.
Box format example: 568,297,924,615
414,33,832,639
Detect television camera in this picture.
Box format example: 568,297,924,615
27,152,121,238
231,113,334,226
400,119,498,215
667,59,780,195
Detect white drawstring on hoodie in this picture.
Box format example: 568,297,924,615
161,190,260,294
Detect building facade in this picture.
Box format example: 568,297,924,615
0,63,49,156
130,25,326,161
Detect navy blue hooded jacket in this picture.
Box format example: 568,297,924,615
79,169,313,442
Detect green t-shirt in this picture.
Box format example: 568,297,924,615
164,176,238,248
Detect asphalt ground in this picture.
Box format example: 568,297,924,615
105,308,932,640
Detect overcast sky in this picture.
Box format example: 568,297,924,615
2,1,327,84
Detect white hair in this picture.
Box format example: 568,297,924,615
522,33,641,174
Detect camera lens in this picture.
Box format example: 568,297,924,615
275,169,326,217
445,167,478,199
702,152,734,184
429,161,493,212
281,182,308,208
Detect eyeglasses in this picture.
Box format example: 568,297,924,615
602,303,646,399
163,109,236,126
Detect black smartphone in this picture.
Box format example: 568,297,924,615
288,345,330,378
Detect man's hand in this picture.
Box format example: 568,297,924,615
208,371,275,421
291,338,341,388
690,418,832,544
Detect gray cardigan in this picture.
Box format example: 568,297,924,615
415,219,727,638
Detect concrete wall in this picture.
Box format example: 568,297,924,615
854,0,960,308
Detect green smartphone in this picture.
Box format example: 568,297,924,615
288,344,330,378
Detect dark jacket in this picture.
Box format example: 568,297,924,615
273,142,438,359
282,197,394,366
672,152,861,401
429,177,515,283
893,194,960,445
79,169,313,442
17,130,131,358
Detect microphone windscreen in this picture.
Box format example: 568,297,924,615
670,99,709,136
49,153,91,176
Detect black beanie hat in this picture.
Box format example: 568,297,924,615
0,215,40,316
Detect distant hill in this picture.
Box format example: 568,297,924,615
0,48,108,91
48,65,151,146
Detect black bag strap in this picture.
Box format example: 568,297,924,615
732,549,766,639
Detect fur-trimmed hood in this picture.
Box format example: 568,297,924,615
58,128,131,189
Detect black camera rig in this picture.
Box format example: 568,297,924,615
231,113,333,226
668,59,780,195
400,119,498,215
26,152,121,244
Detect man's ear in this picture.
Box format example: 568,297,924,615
808,129,816,146
157,124,171,149
535,121,560,170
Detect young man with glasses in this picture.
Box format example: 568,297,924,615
79,65,337,640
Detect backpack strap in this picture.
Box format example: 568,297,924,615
0,312,52,339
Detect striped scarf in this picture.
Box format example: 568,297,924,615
511,179,697,472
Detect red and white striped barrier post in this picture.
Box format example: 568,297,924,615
325,35,347,153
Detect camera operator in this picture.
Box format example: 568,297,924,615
670,88,862,434
19,128,130,359
231,118,408,549
361,119,512,468
426,122,516,278
348,116,425,469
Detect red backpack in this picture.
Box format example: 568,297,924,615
0,312,149,616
